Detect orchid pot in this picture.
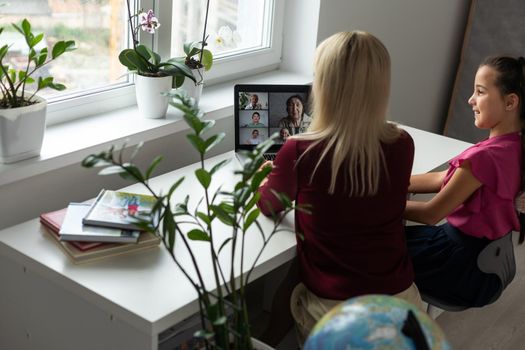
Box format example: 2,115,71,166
179,68,204,105
135,74,172,119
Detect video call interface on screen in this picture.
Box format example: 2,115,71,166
237,89,311,147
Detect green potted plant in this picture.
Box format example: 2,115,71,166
82,91,308,349
118,1,195,119
172,0,214,104
0,19,75,164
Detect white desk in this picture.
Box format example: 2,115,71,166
0,127,472,350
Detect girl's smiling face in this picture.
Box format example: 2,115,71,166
468,65,508,130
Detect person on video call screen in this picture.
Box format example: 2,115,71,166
278,95,312,135
245,94,263,110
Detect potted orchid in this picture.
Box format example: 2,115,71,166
173,0,214,104
118,1,195,119
0,19,75,163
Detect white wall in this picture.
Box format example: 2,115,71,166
283,0,470,132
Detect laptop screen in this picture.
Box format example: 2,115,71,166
234,84,311,152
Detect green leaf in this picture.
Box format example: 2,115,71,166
163,209,177,252
135,44,152,61
98,165,126,176
195,168,211,189
218,237,232,254
187,229,210,241
212,316,227,326
47,82,66,91
251,165,272,192
196,211,212,226
30,33,44,48
209,159,229,176
245,192,261,212
64,40,76,52
243,208,260,231
119,163,145,182
21,19,31,36
11,23,24,36
183,42,193,56
24,77,35,84
37,48,48,66
200,120,215,135
51,41,66,59
145,155,163,180
0,45,8,60
119,49,149,72
201,49,213,71
167,177,185,200
220,202,235,214
165,58,196,82
210,205,235,226
204,133,225,153
174,75,185,88
186,134,206,154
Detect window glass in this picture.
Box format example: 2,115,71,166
0,0,129,100
170,0,270,58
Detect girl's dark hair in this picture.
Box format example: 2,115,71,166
482,56,525,243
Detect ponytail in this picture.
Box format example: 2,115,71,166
483,56,525,243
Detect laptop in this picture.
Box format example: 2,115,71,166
234,84,311,163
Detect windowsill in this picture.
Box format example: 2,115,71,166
0,69,312,187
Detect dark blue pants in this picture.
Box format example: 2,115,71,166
405,222,501,307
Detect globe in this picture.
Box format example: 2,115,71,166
304,295,451,350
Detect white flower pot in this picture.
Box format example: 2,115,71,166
180,68,204,105
135,75,172,119
0,95,47,164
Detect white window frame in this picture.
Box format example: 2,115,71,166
45,0,284,126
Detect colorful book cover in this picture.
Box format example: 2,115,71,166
83,189,157,230
60,203,140,243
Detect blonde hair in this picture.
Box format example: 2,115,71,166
295,31,401,196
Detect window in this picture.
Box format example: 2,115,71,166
1,0,283,125
1,0,130,100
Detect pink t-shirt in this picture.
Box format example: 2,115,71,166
445,132,521,240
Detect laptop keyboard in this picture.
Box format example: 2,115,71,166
263,154,276,161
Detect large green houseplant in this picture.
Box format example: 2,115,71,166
0,19,75,163
82,92,308,349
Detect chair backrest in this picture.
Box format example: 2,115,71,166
476,232,516,304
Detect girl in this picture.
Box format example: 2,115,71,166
257,31,422,344
405,56,524,307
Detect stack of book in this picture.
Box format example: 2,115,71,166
40,189,161,264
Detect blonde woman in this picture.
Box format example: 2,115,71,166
257,31,422,345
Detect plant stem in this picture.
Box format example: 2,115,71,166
199,0,211,65
126,0,138,50
200,154,230,349
0,62,17,106
20,52,31,103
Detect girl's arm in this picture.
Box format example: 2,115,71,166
404,161,481,225
408,170,448,194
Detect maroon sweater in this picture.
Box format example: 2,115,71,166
257,131,415,300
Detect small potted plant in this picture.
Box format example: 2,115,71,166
172,0,213,104
172,39,213,104
82,92,309,349
0,19,75,164
118,1,195,119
